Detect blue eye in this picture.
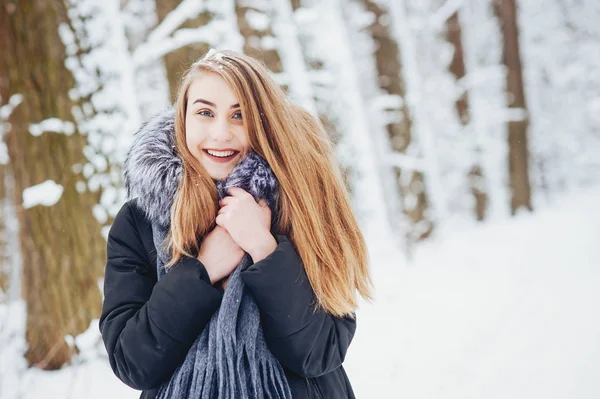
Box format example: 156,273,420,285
233,112,243,120
198,110,213,117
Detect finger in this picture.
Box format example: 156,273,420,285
219,197,234,207
215,213,224,226
218,205,228,215
258,199,268,208
227,187,250,198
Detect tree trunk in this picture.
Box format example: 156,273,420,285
155,0,213,102
493,0,532,213
363,0,432,242
446,11,487,221
0,0,105,369
235,2,282,75
0,165,8,295
446,12,469,124
388,0,449,225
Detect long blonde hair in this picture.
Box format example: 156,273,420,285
167,50,372,316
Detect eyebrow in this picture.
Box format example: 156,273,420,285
192,98,240,109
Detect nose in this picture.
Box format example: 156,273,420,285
210,117,233,142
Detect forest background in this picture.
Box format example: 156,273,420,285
1,0,599,398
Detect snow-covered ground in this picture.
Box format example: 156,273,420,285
1,188,599,399
347,187,600,398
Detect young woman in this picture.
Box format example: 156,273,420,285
100,49,372,399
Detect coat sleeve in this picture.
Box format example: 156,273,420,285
99,201,223,390
240,235,356,378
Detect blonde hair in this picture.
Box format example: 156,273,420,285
166,50,372,316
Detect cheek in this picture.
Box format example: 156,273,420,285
234,126,250,150
185,120,203,152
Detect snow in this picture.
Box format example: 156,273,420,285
389,0,450,223
92,204,108,224
134,24,221,67
1,186,598,398
260,35,277,50
0,94,23,120
2,0,599,397
271,0,317,115
244,9,270,32
28,118,76,137
385,152,424,171
22,180,64,209
518,0,600,197
457,1,511,219
207,0,244,52
430,0,465,29
345,187,600,398
0,141,8,165
146,0,206,44
304,0,394,241
0,94,23,164
237,0,270,10
0,300,27,399
371,94,404,111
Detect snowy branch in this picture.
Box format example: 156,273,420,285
237,0,270,10
370,94,404,111
22,180,64,209
388,0,449,222
457,2,510,218
0,94,22,164
0,94,23,121
385,153,425,171
455,66,506,95
133,23,221,67
270,72,288,87
146,0,206,44
430,0,465,29
490,108,528,123
307,70,335,86
208,0,244,52
29,118,75,137
272,0,318,115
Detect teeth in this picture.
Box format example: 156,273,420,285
206,150,235,158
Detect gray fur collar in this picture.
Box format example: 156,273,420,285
123,108,279,229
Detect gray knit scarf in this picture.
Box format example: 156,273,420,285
123,108,292,399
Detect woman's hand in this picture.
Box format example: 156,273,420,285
216,187,277,262
197,225,245,284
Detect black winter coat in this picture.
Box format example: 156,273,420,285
99,198,357,398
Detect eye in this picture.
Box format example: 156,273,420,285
232,111,243,120
197,109,213,117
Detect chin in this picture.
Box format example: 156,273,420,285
207,168,232,181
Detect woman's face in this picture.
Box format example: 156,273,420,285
185,72,250,180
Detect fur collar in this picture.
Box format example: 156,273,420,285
123,108,279,229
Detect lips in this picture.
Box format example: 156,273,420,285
202,149,240,163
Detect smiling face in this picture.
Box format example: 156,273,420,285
185,72,250,180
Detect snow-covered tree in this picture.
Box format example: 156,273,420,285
386,0,452,229
294,0,396,245
0,0,245,369
456,0,512,219
358,0,433,249
1,0,106,368
519,0,600,203
493,0,533,214
445,10,489,221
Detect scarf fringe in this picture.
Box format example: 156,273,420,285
157,255,292,399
